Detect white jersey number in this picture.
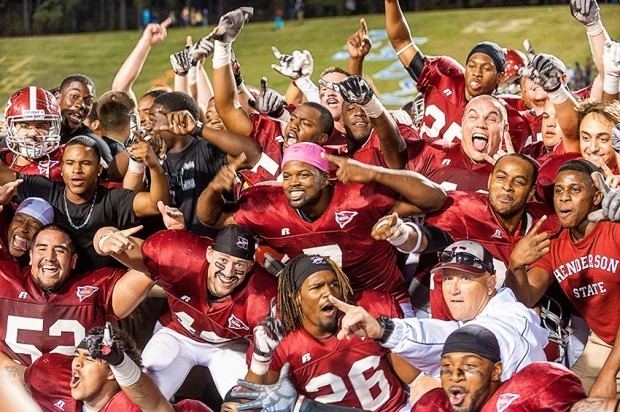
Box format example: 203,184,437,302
421,104,462,142
304,355,390,410
5,315,85,363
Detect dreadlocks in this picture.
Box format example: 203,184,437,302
278,254,353,334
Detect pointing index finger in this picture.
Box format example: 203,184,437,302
359,18,368,35
529,215,547,236
328,295,356,313
160,17,172,29
320,151,343,166
119,225,144,237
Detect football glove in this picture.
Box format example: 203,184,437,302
338,75,374,105
170,47,192,76
529,53,565,92
570,0,600,27
85,322,124,366
249,77,286,118
232,363,297,412
253,317,285,361
211,7,253,44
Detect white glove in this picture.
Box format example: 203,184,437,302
603,40,620,94
211,7,253,44
271,47,313,80
170,47,192,76
589,172,620,222
569,0,601,28
189,35,215,63
253,317,285,361
249,77,286,118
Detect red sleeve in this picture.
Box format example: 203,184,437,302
417,56,465,94
173,399,214,412
412,388,452,412
233,184,278,234
142,230,211,289
425,194,468,240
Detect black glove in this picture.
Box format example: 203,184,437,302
529,53,565,92
338,75,374,105
249,77,286,118
85,322,124,366
170,47,192,76
264,253,286,277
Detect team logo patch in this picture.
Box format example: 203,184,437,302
301,353,312,364
443,88,453,96
492,229,503,239
228,314,249,330
311,256,327,265
54,400,66,410
76,285,99,302
236,236,249,250
334,211,358,229
496,393,520,412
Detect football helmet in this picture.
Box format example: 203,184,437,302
497,49,527,95
539,294,573,364
4,86,61,159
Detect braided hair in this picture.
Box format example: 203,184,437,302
278,255,353,334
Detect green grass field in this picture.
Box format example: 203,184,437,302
0,5,619,108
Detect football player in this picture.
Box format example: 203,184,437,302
384,0,532,151
509,159,620,397
94,223,277,399
245,254,416,412
2,86,64,181
197,142,446,313
25,325,211,412
0,224,154,386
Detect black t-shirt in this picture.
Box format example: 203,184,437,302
163,137,226,236
17,174,137,272
102,135,126,159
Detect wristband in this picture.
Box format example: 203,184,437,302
110,353,142,387
386,219,410,247
396,42,414,56
546,86,571,105
250,353,271,375
213,41,232,69
127,158,145,174
586,20,604,37
404,222,424,253
187,66,198,85
362,95,384,119
97,231,115,255
293,395,306,412
603,74,620,95
191,121,204,138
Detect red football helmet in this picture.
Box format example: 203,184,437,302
4,86,61,159
497,49,527,95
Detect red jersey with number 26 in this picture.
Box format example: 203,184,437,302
270,290,408,412
234,182,408,302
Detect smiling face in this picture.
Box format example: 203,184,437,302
7,213,43,259
342,101,371,145
319,71,347,122
30,228,77,292
553,170,602,231
488,155,535,219
283,105,328,149
461,96,507,162
206,247,253,298
59,81,95,132
442,269,495,322
464,53,501,100
440,352,501,412
282,160,329,212
298,269,342,338
579,112,617,171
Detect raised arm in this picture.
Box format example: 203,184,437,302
129,137,170,217
112,19,171,101
212,8,255,135
347,18,372,76
385,0,423,69
323,153,446,214
196,158,242,228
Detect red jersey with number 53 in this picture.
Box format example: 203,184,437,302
142,230,278,344
0,266,124,365
234,182,408,302
270,290,408,412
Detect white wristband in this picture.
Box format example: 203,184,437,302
362,95,384,119
294,77,320,103
213,41,232,69
403,222,424,253
127,158,145,174
250,353,271,375
97,231,115,255
187,65,198,85
110,353,142,387
586,20,604,37
396,42,414,56
603,74,620,95
547,86,571,105
386,218,410,247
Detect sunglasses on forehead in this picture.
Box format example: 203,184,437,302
438,250,494,273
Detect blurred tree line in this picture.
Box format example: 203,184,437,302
0,0,604,36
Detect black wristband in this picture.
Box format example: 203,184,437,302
376,316,395,344
191,121,204,138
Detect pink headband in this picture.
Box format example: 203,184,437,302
281,142,329,173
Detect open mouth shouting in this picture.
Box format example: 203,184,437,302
471,132,489,152
448,385,467,407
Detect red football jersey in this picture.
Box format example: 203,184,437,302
234,182,409,302
0,146,64,182
238,113,285,186
481,362,586,411
407,142,493,193
142,230,278,344
412,387,452,412
270,290,407,412
531,222,620,345
350,124,419,167
0,266,124,365
424,191,558,320
416,56,467,142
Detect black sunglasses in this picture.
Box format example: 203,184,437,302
438,250,493,273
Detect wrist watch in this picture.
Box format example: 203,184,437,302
376,316,395,344
191,120,204,138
